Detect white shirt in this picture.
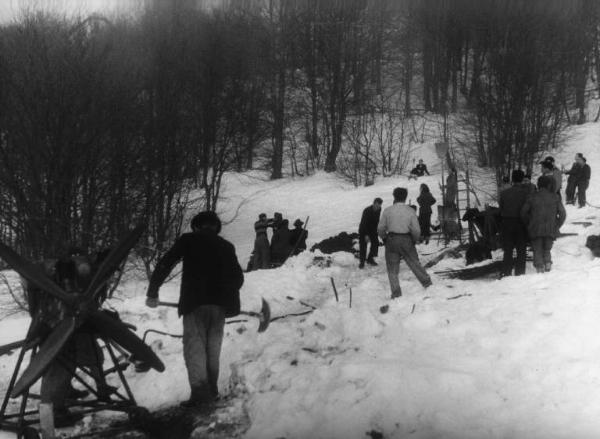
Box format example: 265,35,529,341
377,202,421,242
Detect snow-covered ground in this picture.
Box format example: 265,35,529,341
1,121,600,438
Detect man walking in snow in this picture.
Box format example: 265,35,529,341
146,211,244,407
359,198,383,268
520,176,566,273
378,188,432,298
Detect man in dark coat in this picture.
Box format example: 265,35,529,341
252,213,273,270
576,155,591,208
541,156,562,198
146,211,244,407
270,219,293,265
358,198,383,268
564,153,583,205
417,184,436,244
521,176,566,273
289,219,308,255
499,170,530,276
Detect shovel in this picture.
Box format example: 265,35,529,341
157,298,271,333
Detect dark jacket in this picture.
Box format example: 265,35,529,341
520,189,566,239
147,231,244,317
417,192,436,216
565,163,583,183
499,184,529,218
582,164,591,182
271,227,293,263
289,228,308,254
359,206,381,235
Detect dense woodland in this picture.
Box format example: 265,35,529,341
0,0,598,266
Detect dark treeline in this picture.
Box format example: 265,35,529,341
0,0,597,266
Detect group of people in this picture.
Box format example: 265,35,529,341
498,154,590,276
358,184,437,269
139,153,591,412
251,212,307,270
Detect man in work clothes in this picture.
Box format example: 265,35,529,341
252,213,273,269
541,156,562,199
498,170,529,276
146,211,244,407
378,188,432,298
358,198,383,268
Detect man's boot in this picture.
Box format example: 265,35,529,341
366,258,378,266
391,288,402,299
180,385,213,408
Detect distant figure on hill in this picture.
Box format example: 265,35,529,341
564,153,591,208
378,187,432,298
520,175,566,273
416,184,436,244
358,198,383,269
409,159,430,180
289,219,308,256
499,170,529,277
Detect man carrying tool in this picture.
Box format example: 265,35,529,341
146,211,244,408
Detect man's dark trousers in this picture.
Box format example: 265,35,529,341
501,218,528,276
577,180,589,207
359,232,379,264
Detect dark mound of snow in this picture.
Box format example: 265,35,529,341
311,232,359,255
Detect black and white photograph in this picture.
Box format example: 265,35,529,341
0,0,599,438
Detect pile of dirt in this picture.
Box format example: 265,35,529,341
586,235,600,257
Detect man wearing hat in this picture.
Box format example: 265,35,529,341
146,211,244,407
498,170,529,276
289,219,308,255
540,156,562,198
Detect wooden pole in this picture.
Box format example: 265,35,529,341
330,277,339,302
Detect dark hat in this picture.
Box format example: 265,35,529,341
293,219,304,227
511,169,524,183
259,213,267,219
191,211,221,234
539,156,555,164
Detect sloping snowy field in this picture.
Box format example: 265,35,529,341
1,122,600,438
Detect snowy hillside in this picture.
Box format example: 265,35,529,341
1,121,600,438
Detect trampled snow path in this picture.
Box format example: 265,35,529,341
0,121,599,438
